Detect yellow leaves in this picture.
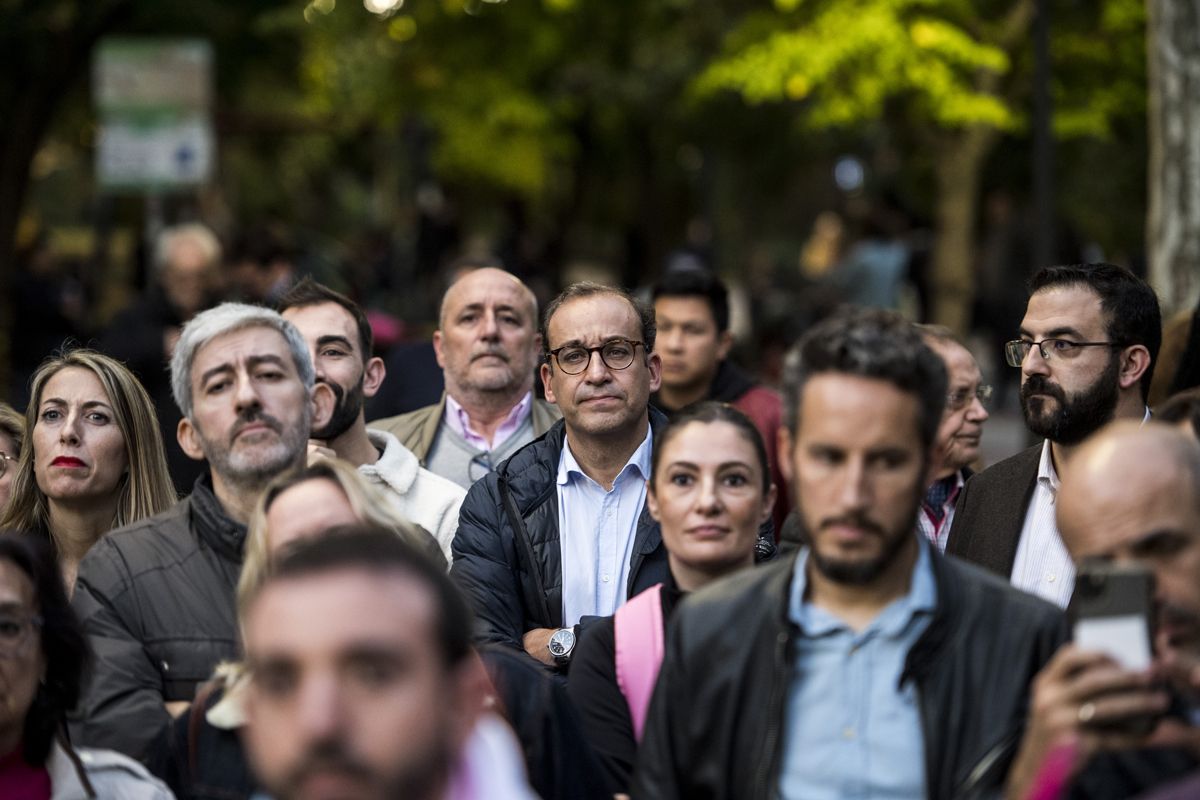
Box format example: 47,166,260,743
695,1,1021,133
785,73,810,100
908,18,1008,71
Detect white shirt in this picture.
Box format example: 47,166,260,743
1010,408,1150,609
556,427,653,626
1010,440,1074,608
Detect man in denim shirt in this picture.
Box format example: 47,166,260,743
634,309,1066,800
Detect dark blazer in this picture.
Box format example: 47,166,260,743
944,443,1042,577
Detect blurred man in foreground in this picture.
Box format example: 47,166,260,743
633,308,1065,799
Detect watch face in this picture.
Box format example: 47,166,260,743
549,628,575,657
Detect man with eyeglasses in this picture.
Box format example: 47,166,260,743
946,263,1161,608
917,325,991,552
451,282,669,672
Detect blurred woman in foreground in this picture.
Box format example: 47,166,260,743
0,533,171,797
0,351,175,592
568,402,776,795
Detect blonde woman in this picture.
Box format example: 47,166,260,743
0,350,176,592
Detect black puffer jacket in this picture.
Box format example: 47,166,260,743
632,542,1069,800
451,412,670,653
71,477,245,762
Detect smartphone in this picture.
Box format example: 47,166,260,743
1073,561,1155,672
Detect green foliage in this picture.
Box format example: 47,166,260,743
696,0,1022,133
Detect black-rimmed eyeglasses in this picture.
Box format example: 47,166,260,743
548,338,645,375
1004,339,1122,368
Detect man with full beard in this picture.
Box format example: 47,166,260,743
72,303,335,760
1007,421,1200,798
633,308,1066,800
947,264,1160,608
281,280,465,563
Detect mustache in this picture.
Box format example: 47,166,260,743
817,512,886,538
472,346,509,362
1021,375,1065,404
281,739,375,793
230,408,283,443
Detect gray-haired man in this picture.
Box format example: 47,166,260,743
71,303,333,761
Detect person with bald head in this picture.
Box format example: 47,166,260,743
371,262,560,488
1006,421,1200,799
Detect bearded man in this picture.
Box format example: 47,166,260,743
632,307,1066,800
946,263,1161,608
281,279,465,562
72,303,335,760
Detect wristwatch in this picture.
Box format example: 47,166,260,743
548,626,577,666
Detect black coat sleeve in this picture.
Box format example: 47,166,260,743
451,474,527,650
69,540,171,762
567,617,637,796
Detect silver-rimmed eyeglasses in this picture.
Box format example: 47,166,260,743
947,384,994,411
548,338,645,375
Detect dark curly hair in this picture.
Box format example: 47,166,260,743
0,533,89,765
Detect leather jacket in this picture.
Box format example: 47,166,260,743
632,541,1068,800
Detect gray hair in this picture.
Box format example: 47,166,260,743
171,303,315,419
781,307,948,453
154,223,222,273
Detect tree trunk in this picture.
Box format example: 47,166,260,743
929,127,996,335
1147,0,1200,316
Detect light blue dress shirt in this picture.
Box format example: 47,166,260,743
556,427,652,626
778,535,937,800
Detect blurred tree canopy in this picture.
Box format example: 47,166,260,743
2,0,1149,381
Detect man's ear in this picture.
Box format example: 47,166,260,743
362,356,386,399
540,363,557,404
716,330,734,362
1117,345,1151,393
646,351,663,393
310,382,336,434
432,330,446,370
177,417,207,462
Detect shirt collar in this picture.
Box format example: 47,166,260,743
1039,407,1152,491
444,392,533,446
557,423,654,488
788,534,937,639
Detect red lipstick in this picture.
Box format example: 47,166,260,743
51,456,86,468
